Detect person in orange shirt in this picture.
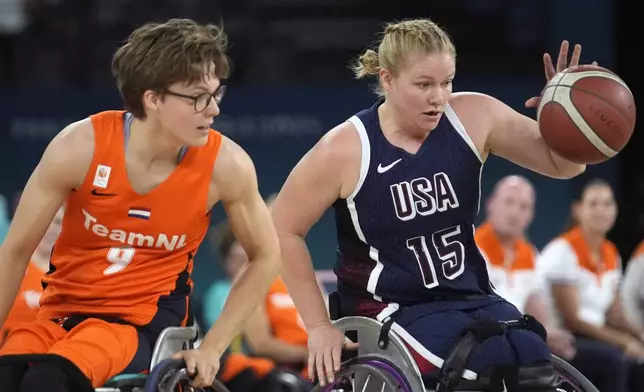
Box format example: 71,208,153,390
0,206,64,344
0,18,281,392
215,220,310,372
537,179,644,392
476,176,575,360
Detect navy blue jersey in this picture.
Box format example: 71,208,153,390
333,102,494,305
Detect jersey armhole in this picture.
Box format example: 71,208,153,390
71,116,105,194
346,116,371,200
443,103,483,163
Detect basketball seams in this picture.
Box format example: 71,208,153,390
548,83,632,123
544,100,613,159
560,70,631,94
549,85,617,157
560,70,633,119
538,69,632,159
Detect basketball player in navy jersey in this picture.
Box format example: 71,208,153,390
271,19,595,389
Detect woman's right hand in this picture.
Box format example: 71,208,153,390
622,337,644,360
307,322,360,386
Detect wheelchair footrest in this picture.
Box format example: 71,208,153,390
103,373,147,388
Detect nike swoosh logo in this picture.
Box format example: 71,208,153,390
377,159,402,173
91,189,117,197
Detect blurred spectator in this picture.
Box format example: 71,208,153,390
475,175,576,361
0,205,63,345
477,176,634,391
0,195,9,244
205,194,314,378
213,220,309,372
621,241,644,330
537,179,644,392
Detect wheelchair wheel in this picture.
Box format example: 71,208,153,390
274,369,314,392
311,356,412,392
551,355,600,392
143,358,230,392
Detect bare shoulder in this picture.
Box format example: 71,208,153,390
449,91,506,115
306,120,362,198
313,121,359,160
271,120,362,235
210,135,258,203
448,92,511,155
42,117,95,189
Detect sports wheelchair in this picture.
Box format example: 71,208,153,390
96,326,229,392
312,292,599,392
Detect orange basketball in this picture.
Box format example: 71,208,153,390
537,65,636,164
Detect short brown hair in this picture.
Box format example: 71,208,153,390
112,18,232,118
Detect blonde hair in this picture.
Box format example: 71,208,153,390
352,19,456,96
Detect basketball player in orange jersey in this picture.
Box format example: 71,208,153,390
0,18,280,392
0,206,64,345
271,19,598,387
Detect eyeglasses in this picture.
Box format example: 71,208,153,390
162,85,227,113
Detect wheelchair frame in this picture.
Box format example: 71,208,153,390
95,326,209,392
322,292,599,392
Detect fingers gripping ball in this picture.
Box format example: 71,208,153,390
537,65,636,164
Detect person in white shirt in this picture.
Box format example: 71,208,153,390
536,179,644,392
476,175,575,359
621,241,644,331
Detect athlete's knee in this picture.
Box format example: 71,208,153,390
20,361,71,392
508,329,551,364
0,364,26,392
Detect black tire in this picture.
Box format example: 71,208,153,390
550,354,600,392
143,358,230,392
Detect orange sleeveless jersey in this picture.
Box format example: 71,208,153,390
1,261,45,334
265,277,307,347
38,111,221,326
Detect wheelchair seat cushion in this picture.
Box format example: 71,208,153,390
103,373,147,388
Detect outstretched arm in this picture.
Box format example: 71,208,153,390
457,41,593,179
271,123,358,331
200,136,281,355
484,93,586,179
0,120,92,326
272,123,363,385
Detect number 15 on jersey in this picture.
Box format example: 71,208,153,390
406,225,465,288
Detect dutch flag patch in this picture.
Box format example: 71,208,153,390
128,207,151,220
